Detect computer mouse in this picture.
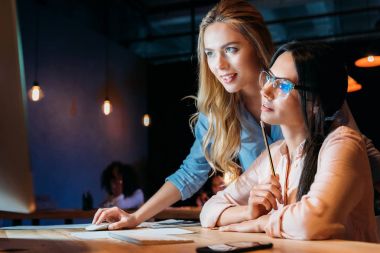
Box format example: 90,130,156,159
85,222,110,231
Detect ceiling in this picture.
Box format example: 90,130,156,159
35,0,380,64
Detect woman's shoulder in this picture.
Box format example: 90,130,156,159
323,125,366,150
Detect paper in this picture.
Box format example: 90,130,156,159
139,219,200,228
1,223,90,230
109,232,193,245
71,231,110,239
109,228,194,245
70,228,194,240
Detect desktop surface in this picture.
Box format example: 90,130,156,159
1,226,380,253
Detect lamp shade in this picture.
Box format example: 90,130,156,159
347,76,362,93
354,55,380,67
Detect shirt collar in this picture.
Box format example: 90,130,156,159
279,139,305,160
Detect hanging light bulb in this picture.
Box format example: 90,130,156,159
101,4,113,117
142,114,151,127
28,81,44,102
347,76,362,93
102,98,112,116
354,54,380,68
29,3,44,102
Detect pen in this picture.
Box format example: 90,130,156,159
260,120,276,176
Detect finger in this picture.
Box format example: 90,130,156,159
269,175,281,188
108,220,126,230
92,208,105,224
253,192,276,210
253,183,283,205
219,225,234,232
252,196,272,211
268,185,283,204
219,220,259,233
96,208,118,225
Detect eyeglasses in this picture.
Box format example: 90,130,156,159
259,70,311,97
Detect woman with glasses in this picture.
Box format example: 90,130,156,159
200,41,379,242
92,0,380,230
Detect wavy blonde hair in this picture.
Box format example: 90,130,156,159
190,0,274,180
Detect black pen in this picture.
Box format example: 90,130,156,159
260,120,276,176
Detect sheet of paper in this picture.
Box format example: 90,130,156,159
112,228,194,236
109,232,193,245
71,231,110,239
70,228,194,240
1,223,90,230
139,219,200,228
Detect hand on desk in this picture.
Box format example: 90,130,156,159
219,214,269,233
92,207,138,230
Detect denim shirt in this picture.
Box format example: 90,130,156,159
166,107,283,200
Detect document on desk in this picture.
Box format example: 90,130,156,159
71,227,194,243
109,228,194,245
138,219,201,228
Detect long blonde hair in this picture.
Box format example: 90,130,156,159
191,0,274,180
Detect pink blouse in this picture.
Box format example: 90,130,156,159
200,126,379,243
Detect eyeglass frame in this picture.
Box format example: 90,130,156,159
259,70,313,97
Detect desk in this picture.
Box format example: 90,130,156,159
0,206,201,225
1,226,379,253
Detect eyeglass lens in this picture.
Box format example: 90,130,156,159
260,71,294,97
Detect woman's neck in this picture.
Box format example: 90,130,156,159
241,86,262,122
280,125,307,159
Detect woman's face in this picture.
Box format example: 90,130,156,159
203,22,260,94
110,171,123,197
260,52,304,127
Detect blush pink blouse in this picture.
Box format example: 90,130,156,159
200,126,379,243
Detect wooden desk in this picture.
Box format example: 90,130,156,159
0,226,379,253
0,206,201,225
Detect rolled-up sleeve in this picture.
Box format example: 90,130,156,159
265,127,369,240
166,113,211,200
200,156,264,227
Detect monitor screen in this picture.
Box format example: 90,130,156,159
0,0,36,213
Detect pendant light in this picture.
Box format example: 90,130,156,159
142,114,151,127
354,1,380,68
28,0,44,102
102,2,112,116
354,55,380,68
347,76,362,93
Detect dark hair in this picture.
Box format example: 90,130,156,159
270,41,347,201
101,161,140,196
203,171,224,196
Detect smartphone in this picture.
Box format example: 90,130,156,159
196,241,273,253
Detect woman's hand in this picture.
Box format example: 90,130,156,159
92,207,138,230
246,174,282,219
219,215,269,233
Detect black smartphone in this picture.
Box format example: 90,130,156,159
196,241,273,253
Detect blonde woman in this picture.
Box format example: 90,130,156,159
92,0,283,229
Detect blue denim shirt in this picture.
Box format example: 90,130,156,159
166,107,283,200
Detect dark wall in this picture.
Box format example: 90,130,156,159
17,0,148,209
145,60,198,203
336,39,380,146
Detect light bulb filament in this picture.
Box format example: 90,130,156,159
143,114,151,127
103,99,112,115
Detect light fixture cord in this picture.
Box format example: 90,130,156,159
104,0,110,99
34,0,40,83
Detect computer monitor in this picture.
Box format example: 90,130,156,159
0,0,36,213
